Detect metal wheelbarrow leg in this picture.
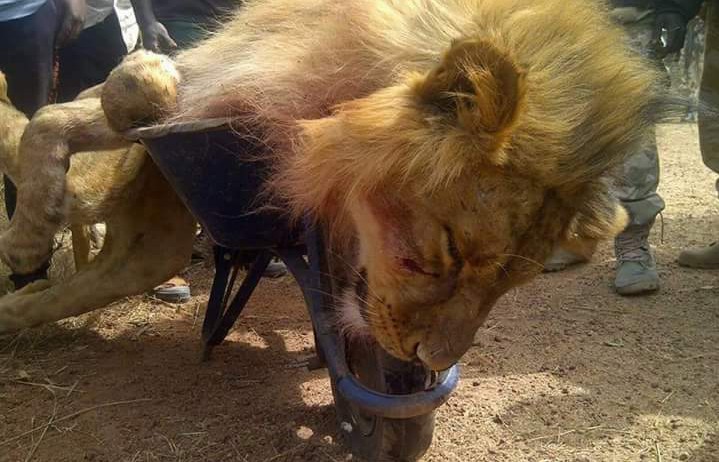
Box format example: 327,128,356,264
201,247,272,359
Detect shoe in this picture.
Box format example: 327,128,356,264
152,276,191,303
678,242,719,269
543,247,588,272
614,224,660,296
264,259,288,278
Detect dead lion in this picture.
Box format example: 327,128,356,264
0,0,660,370
0,73,196,328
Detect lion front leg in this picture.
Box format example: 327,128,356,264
0,164,195,332
0,50,181,276
0,98,129,275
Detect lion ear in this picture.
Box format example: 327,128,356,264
412,38,526,155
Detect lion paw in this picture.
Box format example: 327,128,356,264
102,50,181,132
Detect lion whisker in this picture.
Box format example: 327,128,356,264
493,261,510,279
500,253,545,269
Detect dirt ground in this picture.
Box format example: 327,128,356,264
0,123,717,462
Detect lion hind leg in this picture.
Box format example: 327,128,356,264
0,167,196,333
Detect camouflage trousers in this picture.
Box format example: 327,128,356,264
615,127,665,227
612,8,666,227
699,1,719,196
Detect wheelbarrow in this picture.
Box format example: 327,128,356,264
130,119,460,461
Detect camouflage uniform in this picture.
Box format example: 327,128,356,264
653,0,717,190
544,1,663,294
611,3,667,227
698,1,719,192
665,0,719,268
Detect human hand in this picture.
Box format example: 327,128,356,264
140,21,178,53
57,0,87,46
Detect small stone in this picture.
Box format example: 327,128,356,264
296,426,314,440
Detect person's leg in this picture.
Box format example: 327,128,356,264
57,12,128,103
614,132,665,229
0,0,58,117
610,14,664,293
612,132,664,295
0,0,59,220
544,11,663,295
544,135,665,291
697,3,719,177
679,1,719,268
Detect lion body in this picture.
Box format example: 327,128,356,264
0,0,658,369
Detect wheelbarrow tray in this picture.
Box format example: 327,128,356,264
129,118,291,249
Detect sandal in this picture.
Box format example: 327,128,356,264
152,276,191,303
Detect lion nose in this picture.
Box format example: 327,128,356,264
415,319,478,371
416,342,459,372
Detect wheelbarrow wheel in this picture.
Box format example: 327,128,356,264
314,230,436,461
330,338,436,462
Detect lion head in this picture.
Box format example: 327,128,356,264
275,31,653,370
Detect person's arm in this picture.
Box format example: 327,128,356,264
129,0,177,52
56,0,87,46
651,0,705,57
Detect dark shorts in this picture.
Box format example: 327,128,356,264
0,0,62,219
57,11,128,102
0,0,61,117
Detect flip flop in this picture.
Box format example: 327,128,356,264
152,276,191,303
